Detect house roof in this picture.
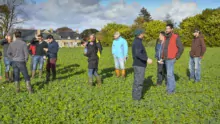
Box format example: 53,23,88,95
57,32,80,39
16,29,37,42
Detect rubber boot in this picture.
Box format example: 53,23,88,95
39,70,43,78
15,81,20,93
9,71,14,82
115,69,120,77
26,81,33,94
96,76,102,87
121,69,126,78
5,72,9,82
46,72,50,82
31,71,35,79
88,77,93,86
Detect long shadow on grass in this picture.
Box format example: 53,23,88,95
100,67,133,81
56,64,80,74
142,76,156,99
57,69,86,80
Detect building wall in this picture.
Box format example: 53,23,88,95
57,39,81,48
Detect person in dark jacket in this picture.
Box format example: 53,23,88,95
7,31,33,93
155,31,167,85
132,29,152,100
0,34,13,82
189,29,206,82
84,34,102,87
28,38,38,73
88,34,102,58
162,24,184,94
31,34,48,78
44,35,59,82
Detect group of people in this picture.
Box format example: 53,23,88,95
82,23,206,101
0,31,59,93
0,24,206,99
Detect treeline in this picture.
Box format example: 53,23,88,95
81,7,220,47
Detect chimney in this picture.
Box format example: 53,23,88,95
37,29,41,35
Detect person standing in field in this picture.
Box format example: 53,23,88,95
132,29,153,100
31,34,48,79
162,24,184,94
112,32,128,78
189,29,206,83
7,31,33,93
84,34,102,87
28,38,38,75
0,34,13,82
155,31,167,85
44,35,59,82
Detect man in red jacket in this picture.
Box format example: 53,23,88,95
162,24,184,94
189,29,206,82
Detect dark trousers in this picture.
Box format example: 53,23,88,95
12,61,30,82
46,58,57,80
157,63,167,85
132,66,146,100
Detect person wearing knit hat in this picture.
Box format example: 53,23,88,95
189,28,206,82
112,31,128,78
131,29,153,100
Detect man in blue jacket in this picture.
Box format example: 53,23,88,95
44,35,59,82
132,29,152,100
112,32,128,78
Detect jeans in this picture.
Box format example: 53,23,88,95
165,59,176,94
46,58,57,79
189,57,201,82
132,66,146,100
114,56,125,69
12,61,30,82
33,55,44,70
4,57,11,72
157,62,167,85
88,68,99,78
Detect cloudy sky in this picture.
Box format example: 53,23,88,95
4,0,220,32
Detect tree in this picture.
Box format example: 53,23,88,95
80,28,99,39
143,20,166,43
0,0,30,38
56,27,73,32
98,23,133,46
179,8,220,47
164,14,174,25
139,7,152,22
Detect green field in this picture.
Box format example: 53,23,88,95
0,47,219,123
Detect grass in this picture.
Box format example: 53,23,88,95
0,47,219,123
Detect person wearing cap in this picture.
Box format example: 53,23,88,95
155,31,167,86
112,32,128,78
44,35,59,82
189,29,206,82
162,24,184,94
0,34,13,82
132,29,153,100
7,31,33,93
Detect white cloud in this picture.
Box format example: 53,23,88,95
152,0,200,23
17,0,141,32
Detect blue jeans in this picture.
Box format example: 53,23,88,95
88,68,99,78
4,57,11,72
165,59,176,94
12,61,30,82
114,56,125,69
33,55,44,70
189,57,201,82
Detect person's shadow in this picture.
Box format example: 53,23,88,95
142,76,155,98
57,64,80,74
